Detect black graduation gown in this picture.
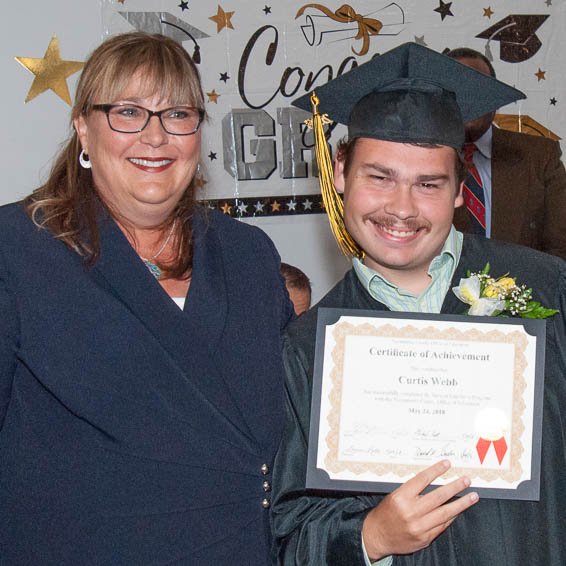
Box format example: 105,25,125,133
272,235,566,565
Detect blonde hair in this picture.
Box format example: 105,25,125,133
24,32,206,278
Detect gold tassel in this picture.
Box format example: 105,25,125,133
305,92,363,258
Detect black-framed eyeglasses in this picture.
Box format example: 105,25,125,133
91,104,204,136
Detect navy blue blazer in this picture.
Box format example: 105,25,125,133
0,203,293,565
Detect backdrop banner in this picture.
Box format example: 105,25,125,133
102,0,565,220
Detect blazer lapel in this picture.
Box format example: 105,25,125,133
454,128,526,241
490,128,526,242
92,212,226,360
90,211,257,448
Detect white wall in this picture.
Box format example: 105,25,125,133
244,215,350,304
0,1,102,202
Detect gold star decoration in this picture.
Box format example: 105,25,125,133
483,7,494,18
15,34,84,105
209,5,235,33
221,202,232,214
271,200,281,212
535,68,546,81
207,89,220,103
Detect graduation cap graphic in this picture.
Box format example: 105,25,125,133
119,11,210,63
476,14,549,63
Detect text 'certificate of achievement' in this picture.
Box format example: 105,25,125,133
306,309,545,501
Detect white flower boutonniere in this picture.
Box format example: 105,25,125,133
452,263,559,319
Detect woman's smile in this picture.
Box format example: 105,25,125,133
127,157,175,172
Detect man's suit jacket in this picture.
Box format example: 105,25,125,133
272,236,566,565
453,128,566,260
0,203,293,565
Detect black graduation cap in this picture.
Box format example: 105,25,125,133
291,42,525,258
476,15,549,63
292,42,525,150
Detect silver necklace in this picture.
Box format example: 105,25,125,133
140,219,176,280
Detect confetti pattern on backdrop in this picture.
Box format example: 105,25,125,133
20,0,553,218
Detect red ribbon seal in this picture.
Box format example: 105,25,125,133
476,436,508,465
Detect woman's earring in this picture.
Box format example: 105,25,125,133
79,149,91,169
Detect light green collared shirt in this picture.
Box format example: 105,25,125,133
353,227,463,314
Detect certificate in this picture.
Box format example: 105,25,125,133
306,309,546,501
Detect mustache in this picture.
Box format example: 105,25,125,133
371,215,431,232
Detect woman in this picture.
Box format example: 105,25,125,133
0,32,293,564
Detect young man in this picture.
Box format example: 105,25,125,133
271,43,566,565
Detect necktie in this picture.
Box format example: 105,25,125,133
462,143,486,235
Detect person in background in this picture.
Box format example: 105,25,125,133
271,43,566,565
0,32,293,565
281,262,312,315
446,47,566,260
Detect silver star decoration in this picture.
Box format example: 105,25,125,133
414,35,427,47
237,202,248,214
302,198,313,210
119,11,210,43
287,200,297,211
254,201,265,212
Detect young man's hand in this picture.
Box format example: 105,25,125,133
362,460,479,560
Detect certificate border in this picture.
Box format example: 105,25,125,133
326,322,527,482
306,308,546,501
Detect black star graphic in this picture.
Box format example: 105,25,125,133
178,1,189,10
550,97,557,106
263,5,272,15
208,151,217,160
434,0,453,21
219,72,230,83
